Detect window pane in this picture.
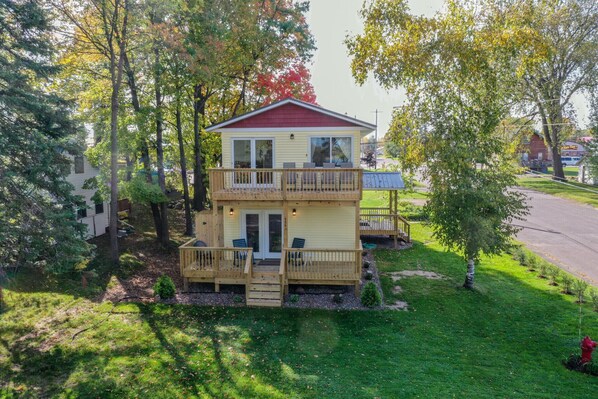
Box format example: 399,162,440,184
332,137,351,165
268,214,282,253
245,214,260,252
255,140,273,169
77,207,87,219
310,137,330,167
95,203,104,214
74,156,84,174
233,140,251,168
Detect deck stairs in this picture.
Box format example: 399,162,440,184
246,271,282,307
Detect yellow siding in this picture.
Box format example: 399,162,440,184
221,130,363,168
222,205,357,250
288,206,356,249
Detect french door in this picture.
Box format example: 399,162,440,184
232,139,273,186
241,210,283,259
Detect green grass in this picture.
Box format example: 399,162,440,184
517,177,598,208
360,190,428,208
2,223,598,398
546,166,579,179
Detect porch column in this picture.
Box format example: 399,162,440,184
212,200,219,247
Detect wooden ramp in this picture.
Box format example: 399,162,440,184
246,271,282,307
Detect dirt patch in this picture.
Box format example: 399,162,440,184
388,270,445,281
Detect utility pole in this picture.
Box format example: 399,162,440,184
372,109,382,170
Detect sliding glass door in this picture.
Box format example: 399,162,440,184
232,139,273,186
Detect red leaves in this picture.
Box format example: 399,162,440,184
255,63,317,105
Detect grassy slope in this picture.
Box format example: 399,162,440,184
2,222,598,398
517,177,598,208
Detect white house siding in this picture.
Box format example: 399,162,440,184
64,155,109,239
220,129,366,168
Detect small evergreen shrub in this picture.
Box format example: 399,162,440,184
289,294,299,303
537,261,549,278
233,295,243,304
572,279,588,303
361,282,381,307
363,260,371,269
365,270,374,280
153,275,176,299
332,293,344,304
513,248,527,266
547,266,561,286
561,275,574,294
526,255,537,272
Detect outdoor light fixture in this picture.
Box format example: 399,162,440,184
229,208,234,215
292,208,297,216
290,133,295,140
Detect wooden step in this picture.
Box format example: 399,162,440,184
250,283,281,292
246,298,282,307
248,290,281,300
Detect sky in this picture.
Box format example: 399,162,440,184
305,0,590,139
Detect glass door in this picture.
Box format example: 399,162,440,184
232,139,273,187
242,210,282,259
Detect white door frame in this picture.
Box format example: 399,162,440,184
240,209,283,259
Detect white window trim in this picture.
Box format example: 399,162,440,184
307,135,353,165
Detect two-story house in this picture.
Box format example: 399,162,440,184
179,98,409,307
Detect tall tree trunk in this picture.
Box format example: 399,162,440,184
192,84,207,212
463,258,475,289
154,40,169,246
176,99,193,236
123,51,163,240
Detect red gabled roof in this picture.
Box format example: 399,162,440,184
205,98,376,132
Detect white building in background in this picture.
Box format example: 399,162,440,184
65,155,109,239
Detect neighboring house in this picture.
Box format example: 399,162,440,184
521,133,586,162
65,155,109,239
179,98,410,307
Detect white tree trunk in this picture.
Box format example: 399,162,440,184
463,258,475,289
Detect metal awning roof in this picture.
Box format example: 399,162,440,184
362,172,405,191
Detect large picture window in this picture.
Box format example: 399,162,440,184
310,137,351,166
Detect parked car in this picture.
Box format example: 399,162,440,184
561,156,581,166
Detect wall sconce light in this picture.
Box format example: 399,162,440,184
292,208,297,216
290,133,295,140
229,208,234,216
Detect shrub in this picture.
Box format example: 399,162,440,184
590,289,598,312
563,354,582,371
361,282,381,307
561,275,574,294
537,261,549,278
547,266,561,286
572,279,588,303
526,255,537,272
365,270,374,280
289,294,299,303
153,275,176,299
513,248,528,266
584,361,598,376
363,260,371,269
332,293,344,304
233,295,243,304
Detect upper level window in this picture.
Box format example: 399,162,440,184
310,137,351,166
95,202,104,214
74,156,84,174
232,139,273,169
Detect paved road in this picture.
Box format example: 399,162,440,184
516,188,598,286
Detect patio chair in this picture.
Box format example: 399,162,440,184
302,162,317,190
321,162,337,190
287,237,306,265
339,162,355,190
232,238,254,266
283,162,298,190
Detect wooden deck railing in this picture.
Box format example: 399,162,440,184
179,238,253,283
209,168,363,201
283,246,362,282
360,207,411,242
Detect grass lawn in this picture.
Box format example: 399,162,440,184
2,222,598,398
547,166,579,179
517,176,598,208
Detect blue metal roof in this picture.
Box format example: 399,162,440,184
362,172,405,190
